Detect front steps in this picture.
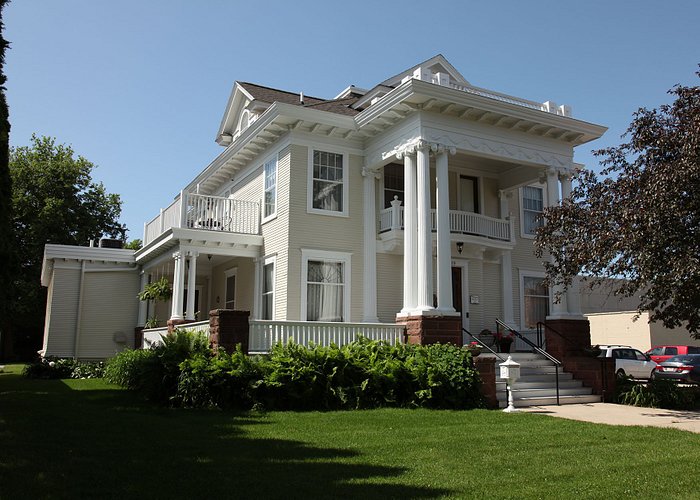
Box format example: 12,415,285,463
484,352,601,408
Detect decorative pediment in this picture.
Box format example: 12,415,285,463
215,82,257,146
379,54,470,88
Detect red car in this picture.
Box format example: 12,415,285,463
646,345,700,364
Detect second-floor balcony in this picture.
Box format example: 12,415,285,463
379,201,513,244
144,192,260,246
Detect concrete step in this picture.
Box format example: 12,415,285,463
496,373,574,384
498,393,601,408
496,379,583,390
497,386,594,401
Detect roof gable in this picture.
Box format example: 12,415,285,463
379,54,470,88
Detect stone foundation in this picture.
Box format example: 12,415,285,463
396,315,462,346
166,318,196,334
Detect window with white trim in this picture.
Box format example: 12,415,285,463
309,149,346,214
263,156,277,220
302,250,351,322
521,274,549,329
261,258,275,320
225,268,237,310
521,185,544,236
383,163,404,208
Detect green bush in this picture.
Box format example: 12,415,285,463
108,336,484,411
23,357,105,379
616,377,700,410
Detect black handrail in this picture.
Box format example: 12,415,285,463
495,319,561,406
463,328,505,362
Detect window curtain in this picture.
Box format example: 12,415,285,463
307,261,344,321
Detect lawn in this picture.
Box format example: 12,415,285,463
1,363,697,499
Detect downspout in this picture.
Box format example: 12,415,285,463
73,260,87,360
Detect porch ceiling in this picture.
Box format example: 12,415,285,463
135,227,263,265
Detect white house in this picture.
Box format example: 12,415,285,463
41,55,610,358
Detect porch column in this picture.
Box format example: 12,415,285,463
560,171,583,316
185,251,198,320
362,167,380,323
170,251,186,321
400,149,418,314
415,141,434,313
499,190,515,325
545,167,567,317
435,145,455,313
137,270,148,326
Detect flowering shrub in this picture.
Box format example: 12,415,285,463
23,357,105,379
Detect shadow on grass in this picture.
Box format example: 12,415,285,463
0,371,450,499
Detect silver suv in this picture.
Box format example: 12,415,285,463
597,345,658,380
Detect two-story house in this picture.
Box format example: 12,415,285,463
40,55,607,359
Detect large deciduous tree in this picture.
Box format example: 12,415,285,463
535,72,700,337
5,135,126,359
0,0,13,359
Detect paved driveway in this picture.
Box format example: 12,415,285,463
522,403,700,434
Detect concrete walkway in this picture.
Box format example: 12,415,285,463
521,402,700,434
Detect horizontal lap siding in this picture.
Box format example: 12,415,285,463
79,271,140,359
44,267,81,357
376,253,402,323
510,191,541,330
286,145,365,321
482,261,501,332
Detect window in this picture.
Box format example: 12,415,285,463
225,268,237,310
302,249,351,322
665,347,678,356
522,274,549,329
521,185,544,236
263,156,277,220
309,149,346,215
261,259,275,320
383,163,404,208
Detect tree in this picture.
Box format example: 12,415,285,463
0,0,13,359
5,135,127,359
124,239,142,250
535,72,700,336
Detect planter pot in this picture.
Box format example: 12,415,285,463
499,341,512,354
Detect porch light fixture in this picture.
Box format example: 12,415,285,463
456,242,464,254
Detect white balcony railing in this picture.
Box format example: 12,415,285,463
249,320,406,353
141,320,211,349
143,192,260,246
379,203,512,242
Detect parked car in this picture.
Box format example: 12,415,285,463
597,345,658,380
651,354,700,384
645,345,700,364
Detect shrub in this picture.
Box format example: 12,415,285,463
616,377,700,410
23,357,105,379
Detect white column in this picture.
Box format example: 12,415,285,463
435,146,455,313
560,171,583,317
185,251,198,320
362,168,380,323
400,150,418,314
138,270,148,326
170,251,186,320
415,141,434,312
498,190,515,325
546,167,567,317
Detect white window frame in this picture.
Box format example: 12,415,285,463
224,267,238,310
262,153,278,223
259,255,276,320
307,148,349,217
301,249,352,322
519,184,545,239
518,270,551,331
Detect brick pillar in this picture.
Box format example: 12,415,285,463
134,327,144,349
474,356,498,409
166,318,196,334
209,309,250,354
544,318,591,362
396,315,462,346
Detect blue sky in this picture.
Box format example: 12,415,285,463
6,1,699,241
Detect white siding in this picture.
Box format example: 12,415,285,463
43,267,81,357
376,253,403,323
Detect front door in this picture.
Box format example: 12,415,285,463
460,176,479,213
452,265,469,337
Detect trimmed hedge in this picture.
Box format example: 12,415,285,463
107,333,484,410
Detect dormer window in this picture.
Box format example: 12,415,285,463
236,110,250,136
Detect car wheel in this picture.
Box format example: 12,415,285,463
616,369,626,379
649,369,656,381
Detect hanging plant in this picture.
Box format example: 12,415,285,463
138,277,173,302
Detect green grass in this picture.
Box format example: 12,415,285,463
1,363,698,499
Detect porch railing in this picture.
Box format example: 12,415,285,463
249,320,406,353
379,204,512,242
141,320,211,349
143,192,261,246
